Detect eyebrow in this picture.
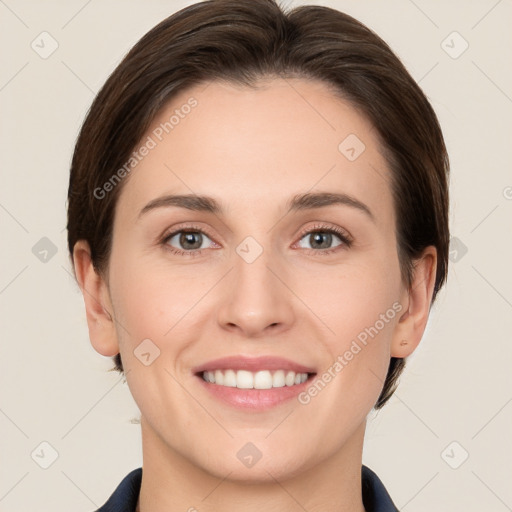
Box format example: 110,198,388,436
138,191,374,221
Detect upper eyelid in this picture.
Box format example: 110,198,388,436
297,223,352,239
162,224,216,242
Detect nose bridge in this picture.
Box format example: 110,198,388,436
216,236,295,336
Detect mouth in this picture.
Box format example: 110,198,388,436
192,355,317,410
197,369,314,389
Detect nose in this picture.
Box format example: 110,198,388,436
216,246,296,338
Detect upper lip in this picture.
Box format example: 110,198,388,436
192,356,316,375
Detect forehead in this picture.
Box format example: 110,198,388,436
116,78,393,224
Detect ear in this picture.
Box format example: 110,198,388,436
391,246,437,358
72,240,119,357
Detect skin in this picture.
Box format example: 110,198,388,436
73,78,436,512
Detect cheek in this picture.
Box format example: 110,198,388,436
293,255,402,406
107,249,200,361
294,252,402,346
107,256,202,424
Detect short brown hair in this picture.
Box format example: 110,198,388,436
67,0,449,409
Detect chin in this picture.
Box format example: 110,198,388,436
200,445,315,484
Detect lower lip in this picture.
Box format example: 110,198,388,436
195,374,316,410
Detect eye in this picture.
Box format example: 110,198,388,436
296,224,352,254
162,227,216,256
160,223,352,257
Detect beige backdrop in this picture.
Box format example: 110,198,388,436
1,0,511,511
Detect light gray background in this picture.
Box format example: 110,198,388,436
1,1,511,511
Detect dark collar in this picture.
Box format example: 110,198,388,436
361,465,399,511
95,465,398,512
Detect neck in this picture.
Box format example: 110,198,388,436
136,416,367,512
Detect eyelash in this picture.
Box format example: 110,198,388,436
160,223,353,257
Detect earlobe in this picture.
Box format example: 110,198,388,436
391,247,437,358
72,240,119,357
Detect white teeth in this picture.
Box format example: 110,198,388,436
214,370,224,385
254,370,273,389
223,369,237,387
272,370,285,388
236,370,253,389
201,369,309,388
285,371,295,386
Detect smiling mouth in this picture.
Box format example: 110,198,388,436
197,369,316,389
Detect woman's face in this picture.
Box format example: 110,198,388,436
103,78,411,481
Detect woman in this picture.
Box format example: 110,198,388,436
67,0,449,510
